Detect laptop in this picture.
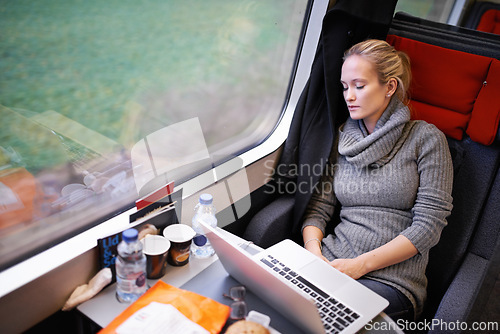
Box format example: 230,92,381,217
200,221,389,334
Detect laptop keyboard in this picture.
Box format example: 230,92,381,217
260,255,360,334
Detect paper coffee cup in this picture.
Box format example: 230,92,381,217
163,224,196,266
142,235,171,279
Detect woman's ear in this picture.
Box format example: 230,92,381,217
386,78,398,97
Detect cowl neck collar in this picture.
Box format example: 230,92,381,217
338,98,413,168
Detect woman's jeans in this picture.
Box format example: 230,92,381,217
358,278,414,322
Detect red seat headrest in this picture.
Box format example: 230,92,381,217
387,35,500,145
477,9,500,35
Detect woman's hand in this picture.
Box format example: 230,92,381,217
303,226,328,262
330,235,419,279
329,257,367,280
304,239,329,262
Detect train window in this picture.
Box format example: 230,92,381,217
0,0,309,270
396,0,459,24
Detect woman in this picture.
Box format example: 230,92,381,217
301,39,453,321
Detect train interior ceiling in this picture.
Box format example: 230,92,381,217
1,0,499,333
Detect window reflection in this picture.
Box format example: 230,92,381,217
396,0,457,23
131,118,210,195
0,0,307,269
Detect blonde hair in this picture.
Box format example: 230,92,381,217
344,39,411,104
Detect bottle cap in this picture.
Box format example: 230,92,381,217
199,193,213,205
122,228,138,242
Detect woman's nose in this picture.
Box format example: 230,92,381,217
345,88,355,101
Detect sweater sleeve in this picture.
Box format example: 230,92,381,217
301,155,338,236
400,123,454,254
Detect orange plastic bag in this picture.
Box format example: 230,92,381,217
99,280,230,334
0,167,37,230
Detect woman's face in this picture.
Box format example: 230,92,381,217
341,55,392,134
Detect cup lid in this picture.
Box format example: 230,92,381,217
142,235,170,255
163,224,196,242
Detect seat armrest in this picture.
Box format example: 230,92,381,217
242,195,295,249
429,253,488,333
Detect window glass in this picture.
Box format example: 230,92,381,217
396,0,457,23
0,0,308,269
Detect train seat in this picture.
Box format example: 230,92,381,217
477,8,500,34
464,1,500,35
385,28,500,331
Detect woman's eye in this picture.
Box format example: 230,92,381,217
342,86,348,91
356,85,365,90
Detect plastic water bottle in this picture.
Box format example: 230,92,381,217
115,228,147,303
191,193,217,258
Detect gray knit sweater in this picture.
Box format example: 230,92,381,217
302,98,453,318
